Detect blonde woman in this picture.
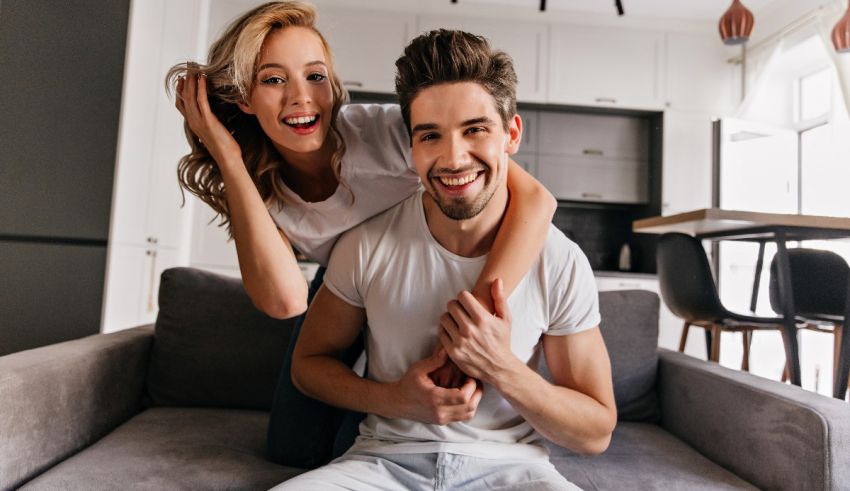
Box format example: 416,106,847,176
169,1,556,467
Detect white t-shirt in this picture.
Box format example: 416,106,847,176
268,103,422,266
323,191,601,460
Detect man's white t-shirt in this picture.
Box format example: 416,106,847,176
323,191,601,460
268,103,422,266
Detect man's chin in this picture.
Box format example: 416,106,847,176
434,198,485,221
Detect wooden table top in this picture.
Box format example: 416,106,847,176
633,208,850,240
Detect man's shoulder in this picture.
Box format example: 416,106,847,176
541,224,586,267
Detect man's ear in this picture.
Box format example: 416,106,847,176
505,113,522,155
237,100,255,115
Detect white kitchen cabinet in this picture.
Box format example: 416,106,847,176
549,25,664,110
661,110,715,215
665,32,739,114
518,110,538,152
417,16,548,103
538,112,649,160
102,0,203,332
316,9,417,93
595,274,704,357
537,155,648,203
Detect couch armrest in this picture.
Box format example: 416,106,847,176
658,349,850,491
0,325,153,490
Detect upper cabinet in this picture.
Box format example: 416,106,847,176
548,25,665,110
665,32,740,114
417,17,549,103
317,9,417,93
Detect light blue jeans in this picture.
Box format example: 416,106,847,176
269,450,580,490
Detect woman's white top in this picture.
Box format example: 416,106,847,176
268,103,422,266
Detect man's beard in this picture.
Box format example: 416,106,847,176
431,174,499,220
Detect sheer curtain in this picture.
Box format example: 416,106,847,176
817,0,850,118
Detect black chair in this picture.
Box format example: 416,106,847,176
769,248,850,399
657,233,787,370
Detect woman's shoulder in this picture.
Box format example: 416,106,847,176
337,103,413,175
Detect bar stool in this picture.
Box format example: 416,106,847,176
657,233,787,369
769,248,850,399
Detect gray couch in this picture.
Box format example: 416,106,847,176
2,267,849,490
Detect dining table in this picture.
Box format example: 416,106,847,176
633,208,850,399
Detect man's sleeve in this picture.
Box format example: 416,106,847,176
322,227,368,308
546,241,601,336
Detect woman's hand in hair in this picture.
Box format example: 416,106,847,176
175,72,242,167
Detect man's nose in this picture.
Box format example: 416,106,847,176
442,133,471,169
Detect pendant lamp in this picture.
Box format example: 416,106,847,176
719,0,755,45
833,2,850,53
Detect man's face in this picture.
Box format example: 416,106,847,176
409,82,520,220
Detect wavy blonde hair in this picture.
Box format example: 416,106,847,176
166,1,349,238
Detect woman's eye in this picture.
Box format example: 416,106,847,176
307,73,327,82
261,76,286,85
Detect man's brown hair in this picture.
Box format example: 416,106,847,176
394,29,518,136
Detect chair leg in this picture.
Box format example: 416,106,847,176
833,324,843,386
741,331,752,372
710,325,721,363
679,322,691,353
835,323,850,400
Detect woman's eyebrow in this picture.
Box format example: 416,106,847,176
257,60,326,71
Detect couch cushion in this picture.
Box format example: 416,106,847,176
19,408,302,491
598,289,660,422
549,422,758,490
145,267,295,410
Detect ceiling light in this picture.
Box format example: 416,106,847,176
719,0,754,45
832,1,850,53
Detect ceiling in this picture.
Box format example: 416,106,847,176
447,0,780,22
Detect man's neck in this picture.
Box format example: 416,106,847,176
422,186,509,258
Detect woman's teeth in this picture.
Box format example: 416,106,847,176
284,115,317,126
439,174,477,186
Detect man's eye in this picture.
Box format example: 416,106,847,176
261,76,286,85
466,127,486,135
307,73,327,82
420,133,439,142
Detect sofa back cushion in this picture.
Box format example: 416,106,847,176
144,267,295,410
598,289,660,422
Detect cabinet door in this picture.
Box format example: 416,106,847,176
513,153,536,175
417,16,548,103
537,155,648,204
661,110,714,215
317,9,417,93
665,32,739,114
190,197,240,270
538,112,649,160
138,246,182,326
518,110,538,153
549,25,664,110
102,244,147,333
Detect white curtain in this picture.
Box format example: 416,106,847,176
816,0,850,118
735,39,785,117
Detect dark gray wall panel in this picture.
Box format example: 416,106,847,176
0,242,106,356
0,0,130,240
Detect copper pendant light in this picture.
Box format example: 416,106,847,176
719,0,755,45
832,1,850,53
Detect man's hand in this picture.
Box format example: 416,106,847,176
439,279,516,384
388,348,483,425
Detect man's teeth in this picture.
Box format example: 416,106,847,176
439,174,477,186
284,115,317,125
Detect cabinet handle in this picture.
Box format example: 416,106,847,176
583,149,604,156
343,81,363,87
595,97,617,104
581,192,603,199
147,250,158,312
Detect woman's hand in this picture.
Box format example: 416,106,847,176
175,71,242,166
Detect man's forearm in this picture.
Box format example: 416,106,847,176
292,354,394,418
492,358,617,455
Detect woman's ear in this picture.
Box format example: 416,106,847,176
237,100,255,115
505,113,522,155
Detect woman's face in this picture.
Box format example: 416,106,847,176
240,26,334,159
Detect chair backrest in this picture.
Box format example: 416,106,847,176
656,233,727,323
769,248,849,318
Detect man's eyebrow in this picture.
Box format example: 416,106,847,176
461,116,496,126
411,123,439,134
257,60,326,71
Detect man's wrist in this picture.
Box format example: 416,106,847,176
485,354,527,391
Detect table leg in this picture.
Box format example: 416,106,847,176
750,241,766,313
834,283,850,399
774,234,801,386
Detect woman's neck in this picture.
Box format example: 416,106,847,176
275,135,339,203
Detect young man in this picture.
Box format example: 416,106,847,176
275,30,616,490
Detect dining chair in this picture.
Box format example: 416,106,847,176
768,248,850,399
657,233,787,370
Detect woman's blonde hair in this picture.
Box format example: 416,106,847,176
166,1,349,237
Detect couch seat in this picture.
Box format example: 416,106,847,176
19,408,302,491
550,422,758,490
